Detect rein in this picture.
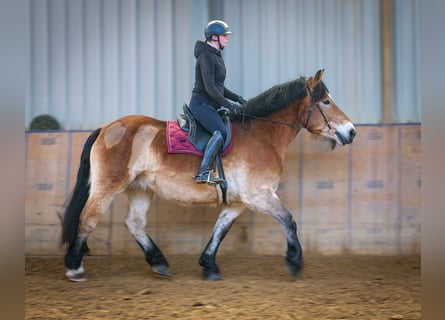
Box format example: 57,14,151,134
238,113,305,130
239,101,331,131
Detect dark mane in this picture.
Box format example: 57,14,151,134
242,77,308,117
239,76,330,118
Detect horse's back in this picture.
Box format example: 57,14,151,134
97,114,166,152
106,114,166,130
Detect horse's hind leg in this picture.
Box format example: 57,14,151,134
199,205,245,280
125,188,170,276
65,194,115,282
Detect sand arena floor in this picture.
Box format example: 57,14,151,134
25,254,420,320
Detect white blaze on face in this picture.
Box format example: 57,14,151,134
317,93,355,145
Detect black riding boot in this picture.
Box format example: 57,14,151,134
195,130,225,185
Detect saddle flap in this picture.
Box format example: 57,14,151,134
166,120,232,157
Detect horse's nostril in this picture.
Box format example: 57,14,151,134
350,128,356,140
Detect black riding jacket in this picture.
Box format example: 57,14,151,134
191,41,239,109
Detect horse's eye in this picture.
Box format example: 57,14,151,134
323,100,330,105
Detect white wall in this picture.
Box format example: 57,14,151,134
26,0,421,130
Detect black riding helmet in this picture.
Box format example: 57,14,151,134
204,20,232,50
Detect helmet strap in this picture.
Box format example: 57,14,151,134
217,35,224,51
207,35,224,51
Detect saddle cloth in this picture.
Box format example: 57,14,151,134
166,120,232,156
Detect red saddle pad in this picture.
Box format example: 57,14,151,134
166,121,232,156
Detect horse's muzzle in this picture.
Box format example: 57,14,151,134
335,124,356,145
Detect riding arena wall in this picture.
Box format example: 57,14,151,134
25,124,420,257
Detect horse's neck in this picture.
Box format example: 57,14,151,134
258,104,302,155
270,101,301,136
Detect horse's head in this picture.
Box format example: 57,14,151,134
303,69,356,147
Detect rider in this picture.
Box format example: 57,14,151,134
189,20,247,185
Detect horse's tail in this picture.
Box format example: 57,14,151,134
61,128,101,251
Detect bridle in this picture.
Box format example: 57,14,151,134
238,85,333,131
303,101,334,131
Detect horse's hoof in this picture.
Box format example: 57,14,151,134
286,261,303,278
66,265,87,282
152,265,172,276
67,273,87,282
204,272,223,281
66,271,87,282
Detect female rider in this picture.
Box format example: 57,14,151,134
189,20,246,185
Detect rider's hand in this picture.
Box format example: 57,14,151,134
236,96,247,106
218,103,242,117
228,103,242,115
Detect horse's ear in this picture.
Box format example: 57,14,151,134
308,69,325,89
315,69,324,81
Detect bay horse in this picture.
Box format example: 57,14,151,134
61,69,356,282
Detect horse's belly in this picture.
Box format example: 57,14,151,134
155,183,220,206
136,174,221,206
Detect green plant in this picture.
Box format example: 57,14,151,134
29,114,61,130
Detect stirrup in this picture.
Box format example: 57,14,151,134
195,171,225,185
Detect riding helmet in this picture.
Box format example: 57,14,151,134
204,20,232,40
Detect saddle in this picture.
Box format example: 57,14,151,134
167,105,232,156
166,104,232,203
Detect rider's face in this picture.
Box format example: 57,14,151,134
212,34,229,49
219,34,229,47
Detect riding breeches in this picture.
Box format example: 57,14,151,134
188,95,229,141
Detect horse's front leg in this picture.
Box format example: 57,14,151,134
199,205,244,280
275,210,303,277
252,192,303,278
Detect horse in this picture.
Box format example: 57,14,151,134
61,69,356,282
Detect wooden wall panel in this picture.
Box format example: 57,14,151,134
154,202,206,255
25,125,421,256
399,125,421,254
350,126,400,254
25,225,65,255
250,214,287,255
299,132,350,254
26,133,70,254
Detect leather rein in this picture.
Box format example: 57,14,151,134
237,86,332,131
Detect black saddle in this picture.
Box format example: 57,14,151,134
178,104,232,152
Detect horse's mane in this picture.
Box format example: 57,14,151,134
242,77,308,117
241,76,329,117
